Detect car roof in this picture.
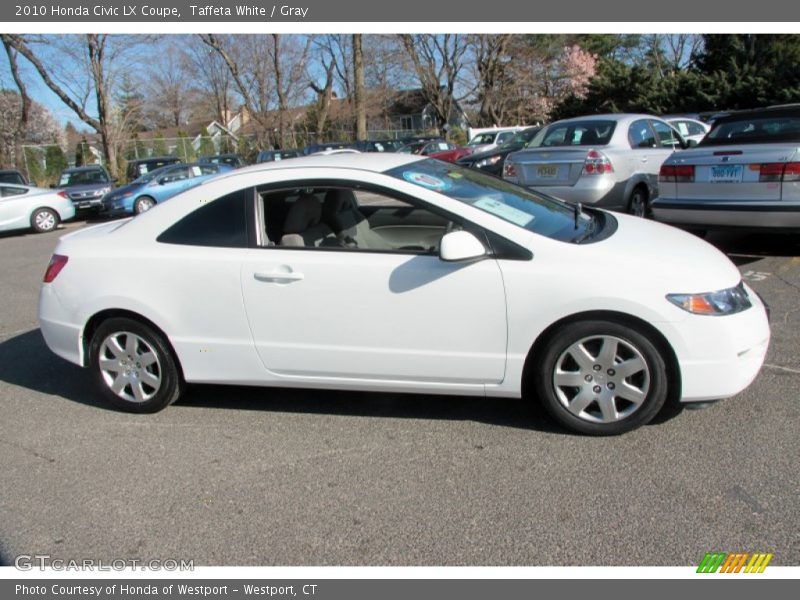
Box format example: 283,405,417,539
213,151,423,180
548,113,660,126
64,165,106,173
713,105,800,123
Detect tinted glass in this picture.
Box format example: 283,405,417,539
384,159,592,242
700,114,800,145
531,120,616,147
59,169,109,186
157,189,248,248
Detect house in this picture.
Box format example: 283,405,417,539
375,88,470,134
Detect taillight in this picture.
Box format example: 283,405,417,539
759,162,800,182
43,254,68,283
659,164,695,183
57,191,69,199
581,150,613,176
503,161,517,178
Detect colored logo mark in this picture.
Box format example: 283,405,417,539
697,552,773,573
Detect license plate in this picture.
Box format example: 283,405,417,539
537,165,558,178
710,165,743,183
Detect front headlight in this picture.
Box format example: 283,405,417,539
95,187,111,196
476,155,503,168
667,282,752,316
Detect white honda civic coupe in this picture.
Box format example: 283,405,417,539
38,154,770,435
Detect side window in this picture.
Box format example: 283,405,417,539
1,186,27,197
673,121,690,137
160,167,191,184
628,120,657,149
258,185,453,254
650,120,682,148
157,189,248,248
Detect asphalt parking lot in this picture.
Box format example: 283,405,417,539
0,220,797,566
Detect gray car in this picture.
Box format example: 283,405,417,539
503,114,687,216
652,106,800,232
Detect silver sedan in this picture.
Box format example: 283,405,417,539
652,106,800,232
503,114,687,217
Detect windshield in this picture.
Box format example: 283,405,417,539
468,133,496,146
502,128,539,149
59,169,108,186
384,159,594,242
528,120,616,148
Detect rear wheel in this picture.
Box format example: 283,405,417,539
134,196,156,215
627,186,648,218
31,207,59,233
532,320,669,435
90,317,184,413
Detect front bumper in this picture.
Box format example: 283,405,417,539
652,198,800,231
666,286,771,402
70,197,104,211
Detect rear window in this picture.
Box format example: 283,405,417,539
530,120,616,148
701,114,800,146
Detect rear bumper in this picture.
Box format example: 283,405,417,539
38,284,84,366
520,178,626,209
652,198,800,231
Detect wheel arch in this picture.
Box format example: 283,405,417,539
522,309,681,404
82,308,183,379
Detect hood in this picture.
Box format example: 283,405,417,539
460,145,521,163
105,181,143,199
58,182,112,195
581,213,741,293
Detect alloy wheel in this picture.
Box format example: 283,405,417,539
553,335,651,424
98,331,162,403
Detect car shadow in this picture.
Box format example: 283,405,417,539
705,231,800,259
0,329,592,435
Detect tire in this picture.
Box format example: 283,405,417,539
532,320,669,435
627,186,648,218
133,196,156,215
31,207,59,233
89,317,185,413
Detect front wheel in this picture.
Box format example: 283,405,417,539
90,317,185,413
31,207,59,233
532,320,669,435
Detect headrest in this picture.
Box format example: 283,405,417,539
283,193,322,234
322,188,357,220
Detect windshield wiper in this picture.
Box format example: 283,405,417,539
573,202,582,229
573,210,597,244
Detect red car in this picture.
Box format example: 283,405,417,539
429,146,473,163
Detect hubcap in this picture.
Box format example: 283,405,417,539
137,199,154,213
98,332,162,403
35,211,56,230
553,335,650,424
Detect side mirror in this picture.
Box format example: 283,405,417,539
687,139,699,148
157,177,168,185
439,230,487,262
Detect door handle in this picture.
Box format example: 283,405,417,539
254,270,304,283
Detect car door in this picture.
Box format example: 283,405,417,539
0,186,31,231
152,166,194,201
239,182,508,386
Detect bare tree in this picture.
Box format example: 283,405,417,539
353,34,366,140
399,34,468,132
200,34,311,148
147,42,196,128
2,34,148,178
184,36,234,126
469,34,513,126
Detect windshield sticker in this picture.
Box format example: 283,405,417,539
474,198,535,227
191,166,202,176
402,171,452,191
